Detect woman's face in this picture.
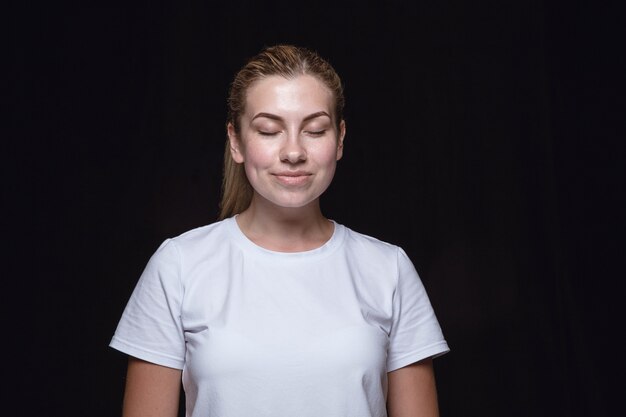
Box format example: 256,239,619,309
229,74,345,210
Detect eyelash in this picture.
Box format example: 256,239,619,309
257,130,326,137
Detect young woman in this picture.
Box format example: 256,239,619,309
110,44,449,417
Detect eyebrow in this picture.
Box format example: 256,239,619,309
251,111,332,122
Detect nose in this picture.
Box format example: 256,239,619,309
279,133,307,164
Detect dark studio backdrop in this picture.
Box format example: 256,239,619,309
6,1,624,416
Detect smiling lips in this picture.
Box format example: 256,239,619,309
272,171,312,186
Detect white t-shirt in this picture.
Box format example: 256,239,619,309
110,217,449,417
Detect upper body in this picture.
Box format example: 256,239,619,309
111,44,449,417
110,216,449,417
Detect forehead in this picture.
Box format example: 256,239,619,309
244,75,334,118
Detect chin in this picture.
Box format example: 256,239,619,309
273,199,318,209
261,192,323,210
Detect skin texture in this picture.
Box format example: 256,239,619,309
387,359,440,417
122,358,182,417
228,74,345,252
230,75,344,211
120,74,441,416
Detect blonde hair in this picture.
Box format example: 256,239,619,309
218,44,345,219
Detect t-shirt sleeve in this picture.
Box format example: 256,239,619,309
386,247,450,372
109,239,186,369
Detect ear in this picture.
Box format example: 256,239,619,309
227,123,245,163
336,120,346,161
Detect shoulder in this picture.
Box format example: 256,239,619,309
337,222,405,263
166,217,233,251
146,218,234,269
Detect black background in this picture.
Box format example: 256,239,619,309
6,1,624,416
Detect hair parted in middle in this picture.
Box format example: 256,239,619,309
219,44,345,220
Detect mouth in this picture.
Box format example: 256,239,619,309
272,171,312,186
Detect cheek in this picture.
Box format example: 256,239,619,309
242,143,274,167
312,149,339,184
240,143,276,184
316,144,342,167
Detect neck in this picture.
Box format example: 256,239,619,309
235,196,333,252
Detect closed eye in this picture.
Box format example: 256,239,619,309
259,131,279,136
305,130,326,137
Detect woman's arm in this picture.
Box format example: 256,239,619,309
387,358,440,417
121,357,183,417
